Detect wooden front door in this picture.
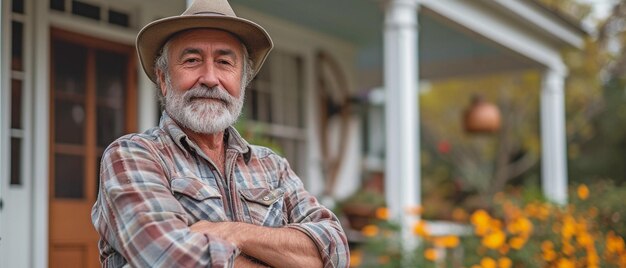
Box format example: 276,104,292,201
49,28,137,268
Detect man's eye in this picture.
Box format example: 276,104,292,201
218,60,233,66
184,58,200,64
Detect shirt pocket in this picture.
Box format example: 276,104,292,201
170,177,227,223
239,187,286,227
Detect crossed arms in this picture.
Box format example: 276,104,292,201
92,139,349,267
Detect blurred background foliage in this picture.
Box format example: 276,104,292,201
348,0,626,266
417,0,626,220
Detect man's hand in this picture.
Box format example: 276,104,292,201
190,221,323,268
190,221,241,246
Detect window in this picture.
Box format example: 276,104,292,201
9,0,27,186
243,50,307,176
49,0,135,29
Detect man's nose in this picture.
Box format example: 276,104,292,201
198,62,219,88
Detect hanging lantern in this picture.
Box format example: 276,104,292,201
463,95,501,134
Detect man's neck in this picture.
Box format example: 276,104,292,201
183,128,227,175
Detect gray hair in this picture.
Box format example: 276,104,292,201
154,38,255,109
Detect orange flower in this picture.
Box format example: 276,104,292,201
576,232,593,247
471,209,492,236
498,257,512,268
556,258,575,268
490,219,503,230
480,257,497,268
413,220,429,237
542,249,557,261
524,203,539,218
361,224,379,237
562,242,575,256
375,207,389,220
606,231,625,254
349,250,362,267
434,235,460,248
452,207,468,222
424,248,438,261
537,204,551,221
471,209,491,226
482,230,506,249
577,184,589,200
561,216,576,239
541,240,554,252
509,236,526,250
587,250,600,266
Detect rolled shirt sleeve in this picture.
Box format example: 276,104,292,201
92,137,239,267
279,158,350,268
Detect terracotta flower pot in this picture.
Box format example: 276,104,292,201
463,95,501,134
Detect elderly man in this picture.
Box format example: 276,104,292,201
91,0,349,267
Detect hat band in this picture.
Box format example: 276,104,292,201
193,11,226,16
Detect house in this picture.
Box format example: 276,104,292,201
0,0,585,267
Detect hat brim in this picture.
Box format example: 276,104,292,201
137,15,273,84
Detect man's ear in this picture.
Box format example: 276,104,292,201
156,69,167,97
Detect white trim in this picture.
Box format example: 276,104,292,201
491,0,584,48
384,0,420,249
32,0,50,266
48,12,136,45
10,129,25,138
421,0,567,73
0,0,8,263
1,0,35,266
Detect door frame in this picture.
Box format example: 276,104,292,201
1,0,35,266
26,0,149,267
48,27,137,267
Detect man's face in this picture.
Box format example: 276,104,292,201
158,29,246,134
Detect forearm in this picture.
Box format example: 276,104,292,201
191,221,322,268
238,224,322,268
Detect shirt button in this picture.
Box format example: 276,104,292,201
263,196,270,201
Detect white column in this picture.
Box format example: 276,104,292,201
540,69,568,204
33,0,51,266
384,0,420,247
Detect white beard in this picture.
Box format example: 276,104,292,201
164,78,244,134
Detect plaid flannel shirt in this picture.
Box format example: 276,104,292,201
91,113,349,267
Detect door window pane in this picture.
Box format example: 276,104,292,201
72,0,100,21
50,0,65,11
55,100,85,144
109,9,130,28
96,50,127,147
11,79,22,129
97,106,123,147
54,154,85,199
96,51,126,98
12,0,25,14
11,21,23,71
11,138,22,185
53,40,86,95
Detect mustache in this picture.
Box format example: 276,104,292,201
183,86,234,104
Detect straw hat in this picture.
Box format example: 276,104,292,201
136,0,273,84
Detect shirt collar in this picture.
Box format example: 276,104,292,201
159,112,252,162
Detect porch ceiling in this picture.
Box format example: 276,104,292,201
230,0,536,80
